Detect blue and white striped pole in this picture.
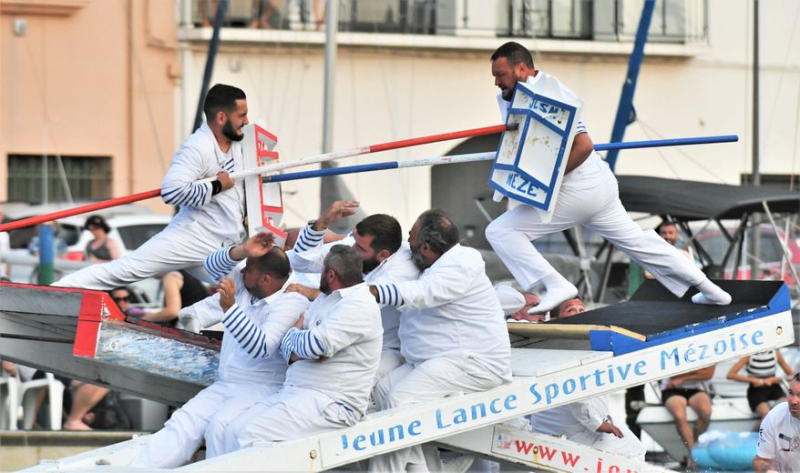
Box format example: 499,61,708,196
266,134,739,184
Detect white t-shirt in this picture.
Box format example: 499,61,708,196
757,402,800,472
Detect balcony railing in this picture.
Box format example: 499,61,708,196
187,0,707,44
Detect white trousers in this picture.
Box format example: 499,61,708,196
370,348,405,413
54,219,230,290
485,154,705,297
130,381,275,469
369,356,506,473
222,385,359,455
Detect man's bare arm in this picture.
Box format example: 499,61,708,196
565,133,594,174
753,455,776,473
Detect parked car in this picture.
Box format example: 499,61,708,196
3,203,165,252
60,214,173,261
2,205,172,301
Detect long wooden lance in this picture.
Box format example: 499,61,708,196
0,124,512,232
264,134,740,183
0,133,736,232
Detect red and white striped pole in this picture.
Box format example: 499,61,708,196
0,124,512,232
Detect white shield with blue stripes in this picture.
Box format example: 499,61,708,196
489,75,583,221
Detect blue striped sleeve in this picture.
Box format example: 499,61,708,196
222,303,273,359
375,284,405,308
575,118,587,135
293,223,326,253
204,247,238,283
280,327,326,362
161,181,213,207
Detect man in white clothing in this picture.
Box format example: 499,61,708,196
131,233,308,468
485,41,731,313
287,200,419,393
56,84,249,289
368,209,512,472
754,374,800,472
222,245,383,454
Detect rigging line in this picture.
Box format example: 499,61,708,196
54,153,74,204
633,122,680,179
791,78,800,192
635,118,727,183
744,0,752,174
374,21,409,214
762,1,800,160
119,0,167,174
22,23,72,204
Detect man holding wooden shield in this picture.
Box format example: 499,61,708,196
485,42,730,313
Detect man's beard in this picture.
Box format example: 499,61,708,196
410,246,428,271
222,120,244,142
319,274,331,295
362,255,380,274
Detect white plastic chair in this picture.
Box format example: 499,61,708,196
15,372,65,430
0,367,20,430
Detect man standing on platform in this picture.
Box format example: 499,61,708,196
484,41,731,313
56,84,250,289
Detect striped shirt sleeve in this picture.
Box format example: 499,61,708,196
160,143,228,208
222,303,272,358
280,327,327,362
575,118,587,135
293,223,326,253
205,247,238,283
374,284,405,308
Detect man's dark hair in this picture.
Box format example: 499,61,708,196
355,214,402,255
325,245,364,286
203,84,246,121
491,41,534,69
253,247,291,280
656,220,678,232
417,209,459,256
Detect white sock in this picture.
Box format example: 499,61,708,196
529,272,578,314
691,279,732,305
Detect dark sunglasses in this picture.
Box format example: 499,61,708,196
113,296,130,303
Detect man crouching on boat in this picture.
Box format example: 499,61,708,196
131,232,308,468
368,209,512,472
219,245,383,454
